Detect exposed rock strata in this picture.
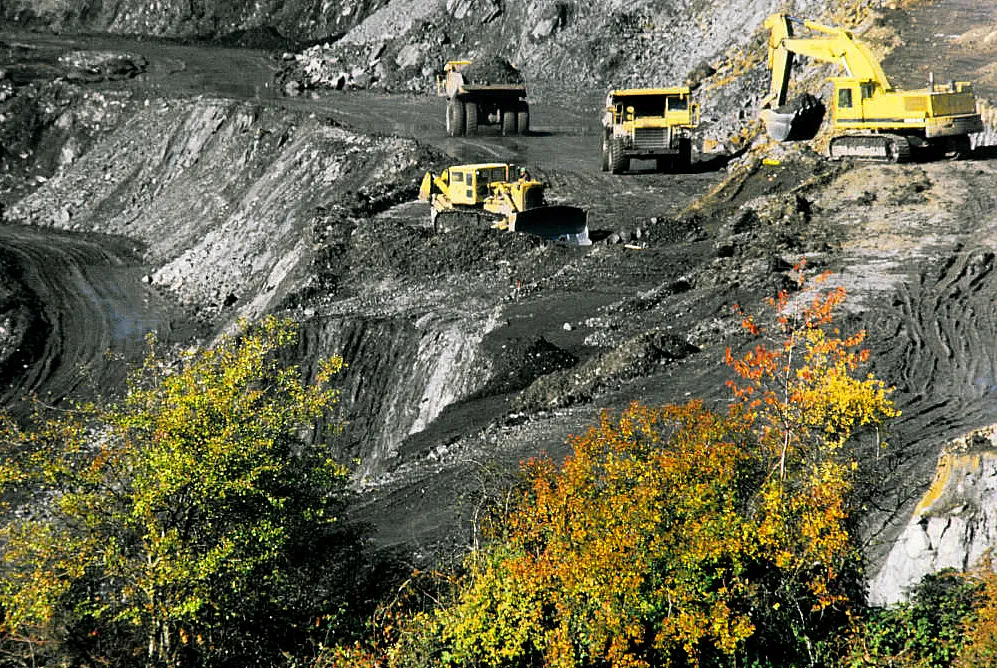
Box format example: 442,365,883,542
870,425,997,605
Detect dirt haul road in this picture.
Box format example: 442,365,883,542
0,224,188,412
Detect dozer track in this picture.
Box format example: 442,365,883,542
432,208,499,234
828,134,913,163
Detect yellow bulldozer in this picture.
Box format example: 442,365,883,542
418,163,590,245
761,13,983,161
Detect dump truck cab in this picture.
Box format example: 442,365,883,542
601,87,699,174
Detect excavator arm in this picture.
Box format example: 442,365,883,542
762,13,891,110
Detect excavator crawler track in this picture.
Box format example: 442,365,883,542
828,134,912,163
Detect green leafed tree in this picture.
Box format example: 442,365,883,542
0,316,360,667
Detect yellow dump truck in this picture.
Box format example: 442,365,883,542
601,87,700,174
438,59,530,137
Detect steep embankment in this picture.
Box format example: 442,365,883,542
4,94,502,473
8,98,429,319
871,425,997,605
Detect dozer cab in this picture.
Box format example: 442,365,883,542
438,59,530,137
761,13,983,161
418,163,590,245
601,87,699,174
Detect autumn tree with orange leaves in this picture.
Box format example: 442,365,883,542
364,265,898,668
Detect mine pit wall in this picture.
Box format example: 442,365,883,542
296,309,497,482
6,90,502,477
7,96,428,318
869,425,997,606
4,90,496,483
1,0,379,42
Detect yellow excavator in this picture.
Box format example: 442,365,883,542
418,163,590,245
761,13,983,161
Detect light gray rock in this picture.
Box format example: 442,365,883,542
395,43,426,70
869,425,997,605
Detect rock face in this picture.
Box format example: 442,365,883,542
869,425,997,606
2,0,369,43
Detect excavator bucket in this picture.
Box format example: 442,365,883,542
509,205,591,245
418,172,434,202
761,94,825,142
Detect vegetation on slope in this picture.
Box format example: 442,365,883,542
0,318,391,667
3,273,997,667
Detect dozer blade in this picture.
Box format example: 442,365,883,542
509,205,591,246
761,93,825,142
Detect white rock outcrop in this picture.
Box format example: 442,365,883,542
869,425,997,605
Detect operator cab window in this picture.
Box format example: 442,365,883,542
453,172,464,183
860,83,875,100
667,96,688,111
838,88,853,108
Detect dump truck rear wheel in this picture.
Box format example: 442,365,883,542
608,138,627,174
677,137,692,170
501,109,516,136
516,103,530,135
944,135,972,160
446,99,466,137
465,101,479,135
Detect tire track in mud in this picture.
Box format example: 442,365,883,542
884,247,997,438
0,225,181,410
857,164,997,562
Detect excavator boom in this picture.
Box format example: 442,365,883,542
763,13,890,110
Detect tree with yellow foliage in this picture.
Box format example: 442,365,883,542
0,317,359,668
381,265,898,668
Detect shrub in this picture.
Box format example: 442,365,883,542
0,317,360,667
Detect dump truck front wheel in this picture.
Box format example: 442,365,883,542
446,99,466,136
608,138,628,174
678,137,692,169
465,101,479,135
600,132,610,171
